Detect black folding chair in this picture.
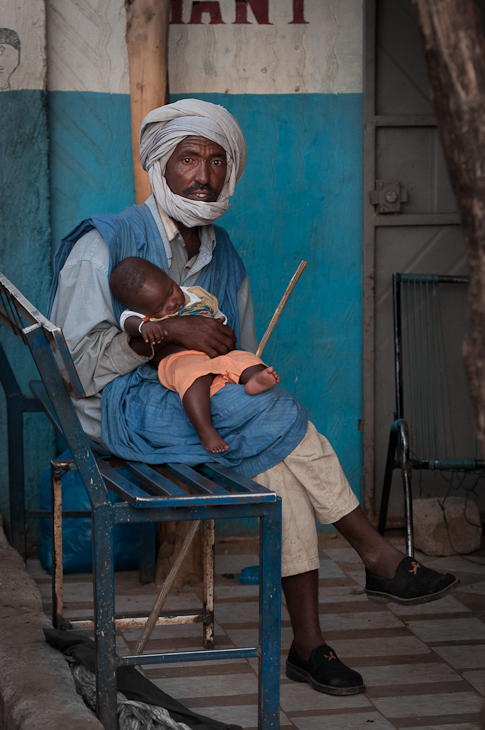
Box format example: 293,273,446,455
378,273,484,556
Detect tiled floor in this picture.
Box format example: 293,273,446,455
28,532,485,729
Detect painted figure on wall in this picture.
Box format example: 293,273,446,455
0,28,20,91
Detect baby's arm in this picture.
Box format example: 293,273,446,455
120,309,168,346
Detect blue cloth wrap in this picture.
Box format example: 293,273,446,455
48,203,307,478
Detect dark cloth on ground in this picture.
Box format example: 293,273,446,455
44,629,241,730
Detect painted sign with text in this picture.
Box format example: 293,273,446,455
170,0,308,25
168,0,361,95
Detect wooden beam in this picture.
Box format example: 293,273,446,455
125,0,171,203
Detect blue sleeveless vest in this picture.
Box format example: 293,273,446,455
47,203,246,345
47,203,307,477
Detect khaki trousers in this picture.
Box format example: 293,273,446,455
255,421,359,577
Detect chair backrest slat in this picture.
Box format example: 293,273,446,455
0,273,84,400
23,323,110,507
0,273,58,335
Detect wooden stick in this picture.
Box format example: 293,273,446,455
126,0,171,204
256,261,308,359
134,520,200,654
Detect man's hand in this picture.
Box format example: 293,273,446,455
167,315,237,357
128,315,237,359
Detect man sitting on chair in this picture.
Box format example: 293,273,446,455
48,99,458,697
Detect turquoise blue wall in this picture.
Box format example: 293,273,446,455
48,91,136,248
0,90,56,547
1,88,362,541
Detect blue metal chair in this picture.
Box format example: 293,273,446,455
0,271,282,730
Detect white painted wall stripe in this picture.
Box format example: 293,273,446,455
46,0,362,95
169,0,362,95
1,0,46,91
46,0,130,94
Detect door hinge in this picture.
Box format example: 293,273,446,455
370,180,408,213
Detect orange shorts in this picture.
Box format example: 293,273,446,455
157,349,265,400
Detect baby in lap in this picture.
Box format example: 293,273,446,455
110,257,280,453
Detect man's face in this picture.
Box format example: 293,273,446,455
165,136,227,203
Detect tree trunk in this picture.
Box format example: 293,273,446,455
412,0,485,453
125,0,170,203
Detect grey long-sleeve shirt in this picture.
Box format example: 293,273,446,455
50,196,257,441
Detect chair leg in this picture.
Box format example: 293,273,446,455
402,463,414,558
400,421,414,558
378,423,399,535
50,461,64,628
93,507,118,730
258,502,282,730
396,420,414,558
202,519,215,649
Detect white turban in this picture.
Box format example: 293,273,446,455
139,99,247,228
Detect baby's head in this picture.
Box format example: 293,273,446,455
110,257,185,318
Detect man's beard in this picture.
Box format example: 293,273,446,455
181,183,219,201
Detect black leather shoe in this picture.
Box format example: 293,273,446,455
365,556,459,605
286,642,365,695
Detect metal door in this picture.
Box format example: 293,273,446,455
363,0,485,523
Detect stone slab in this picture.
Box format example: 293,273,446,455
433,644,485,669
192,704,290,728
0,521,101,729
402,725,479,730
317,559,347,578
424,556,485,575
371,691,483,718
407,618,485,643
413,497,482,557
463,671,485,696
292,712,396,729
413,497,482,555
389,595,470,616
457,580,485,595
279,682,371,712
152,672,258,698
318,610,404,631
362,662,462,686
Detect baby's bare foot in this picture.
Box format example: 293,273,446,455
199,427,230,453
245,366,280,395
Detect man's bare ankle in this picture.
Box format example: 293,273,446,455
365,550,403,579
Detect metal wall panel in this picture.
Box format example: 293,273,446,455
376,0,432,115
376,128,456,213
363,0,485,521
